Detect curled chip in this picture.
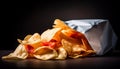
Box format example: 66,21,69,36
41,28,62,42
55,47,67,59
2,19,95,60
26,33,41,49
2,44,28,59
33,46,58,60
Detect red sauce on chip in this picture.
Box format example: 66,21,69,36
41,39,57,48
25,45,34,54
70,31,83,40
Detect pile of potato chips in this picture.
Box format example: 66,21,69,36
2,19,95,60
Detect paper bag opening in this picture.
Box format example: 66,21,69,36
65,19,118,55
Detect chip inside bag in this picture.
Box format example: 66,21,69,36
2,19,95,60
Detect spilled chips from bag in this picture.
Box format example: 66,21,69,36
2,19,95,60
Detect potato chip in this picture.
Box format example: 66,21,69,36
53,19,71,30
2,19,96,60
33,46,58,60
69,50,95,58
17,39,22,44
24,35,32,40
61,28,93,50
55,47,67,59
17,35,32,44
41,28,61,42
61,39,72,55
25,33,41,49
61,38,84,57
2,44,28,59
27,33,40,43
17,33,41,49
61,33,95,58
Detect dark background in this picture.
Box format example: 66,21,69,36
1,0,120,50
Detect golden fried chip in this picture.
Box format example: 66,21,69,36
2,44,28,59
24,35,32,40
17,35,32,44
17,33,41,49
17,39,22,44
61,34,95,58
61,39,72,56
61,38,85,56
53,19,71,30
61,28,94,50
26,33,41,49
2,19,96,60
27,33,41,43
41,28,61,42
33,46,58,60
55,47,67,59
69,50,95,58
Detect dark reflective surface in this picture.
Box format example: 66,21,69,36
0,50,120,69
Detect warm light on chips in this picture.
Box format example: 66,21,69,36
55,47,67,59
2,19,95,60
2,44,28,59
53,19,71,30
33,46,58,60
26,33,41,49
41,28,61,42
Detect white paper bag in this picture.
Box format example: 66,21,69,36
65,19,118,55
